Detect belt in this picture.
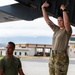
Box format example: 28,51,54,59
51,50,67,54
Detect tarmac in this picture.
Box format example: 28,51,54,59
0,56,75,75
20,57,75,75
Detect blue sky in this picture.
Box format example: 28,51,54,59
0,36,52,44
0,0,75,44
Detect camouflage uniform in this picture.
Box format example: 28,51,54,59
49,50,69,75
48,25,72,75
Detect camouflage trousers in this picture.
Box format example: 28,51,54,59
48,50,69,75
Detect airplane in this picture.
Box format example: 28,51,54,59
0,0,75,27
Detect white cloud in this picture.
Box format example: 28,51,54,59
0,18,53,37
71,26,75,34
0,0,17,6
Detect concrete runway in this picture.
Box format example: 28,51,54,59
21,57,75,75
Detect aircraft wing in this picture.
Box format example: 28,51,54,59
15,0,75,26
0,3,43,23
0,10,20,23
0,0,75,27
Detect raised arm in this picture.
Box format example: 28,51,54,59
60,4,71,33
41,1,55,30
